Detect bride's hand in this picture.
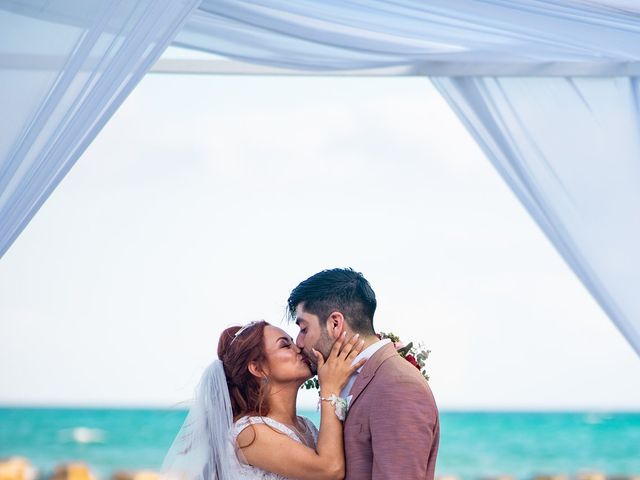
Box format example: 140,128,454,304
313,332,366,394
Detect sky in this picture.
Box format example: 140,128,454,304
1,63,639,410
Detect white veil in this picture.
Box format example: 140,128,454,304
162,360,244,480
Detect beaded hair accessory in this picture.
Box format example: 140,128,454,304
230,321,259,344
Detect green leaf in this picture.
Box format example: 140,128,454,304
301,376,320,390
397,342,413,356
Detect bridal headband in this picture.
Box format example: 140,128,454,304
230,321,260,343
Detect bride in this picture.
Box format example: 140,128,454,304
163,320,365,480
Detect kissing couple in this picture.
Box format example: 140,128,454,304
163,268,440,480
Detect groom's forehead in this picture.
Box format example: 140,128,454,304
295,310,314,325
294,304,307,324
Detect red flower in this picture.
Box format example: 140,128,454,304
404,354,420,370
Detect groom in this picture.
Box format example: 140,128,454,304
288,268,439,479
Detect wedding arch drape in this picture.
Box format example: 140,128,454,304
432,76,640,356
1,0,639,356
0,0,199,258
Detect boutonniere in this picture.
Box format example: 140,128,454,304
379,331,430,381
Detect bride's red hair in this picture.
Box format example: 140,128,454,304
217,321,270,420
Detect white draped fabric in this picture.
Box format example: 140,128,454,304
0,0,199,256
174,0,640,76
2,1,640,355
432,76,640,356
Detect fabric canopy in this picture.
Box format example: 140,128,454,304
0,0,199,256
1,0,639,356
174,0,640,75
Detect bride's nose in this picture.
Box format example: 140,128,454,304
293,344,301,353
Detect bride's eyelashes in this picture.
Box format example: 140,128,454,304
278,338,296,349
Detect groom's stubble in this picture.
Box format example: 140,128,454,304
308,326,336,374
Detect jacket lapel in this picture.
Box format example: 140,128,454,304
347,342,398,410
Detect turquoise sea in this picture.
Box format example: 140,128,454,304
1,408,639,479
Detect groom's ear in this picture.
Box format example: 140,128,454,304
326,311,346,340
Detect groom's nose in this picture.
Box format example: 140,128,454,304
295,334,304,349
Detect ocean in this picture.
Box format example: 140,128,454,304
1,408,639,479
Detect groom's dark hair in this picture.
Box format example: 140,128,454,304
287,268,377,334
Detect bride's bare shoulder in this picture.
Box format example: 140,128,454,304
234,416,279,449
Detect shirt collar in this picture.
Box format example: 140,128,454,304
353,338,392,373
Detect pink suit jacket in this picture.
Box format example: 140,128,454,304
343,342,440,480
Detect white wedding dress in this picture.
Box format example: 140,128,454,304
231,416,319,480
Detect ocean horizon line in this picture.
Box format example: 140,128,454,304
2,403,639,414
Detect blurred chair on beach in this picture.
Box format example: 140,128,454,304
0,458,37,480
50,464,95,480
112,471,160,480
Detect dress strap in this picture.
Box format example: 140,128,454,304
232,416,300,443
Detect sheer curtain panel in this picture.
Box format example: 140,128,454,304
0,0,199,257
432,76,640,356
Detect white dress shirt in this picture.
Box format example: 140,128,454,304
340,338,391,401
